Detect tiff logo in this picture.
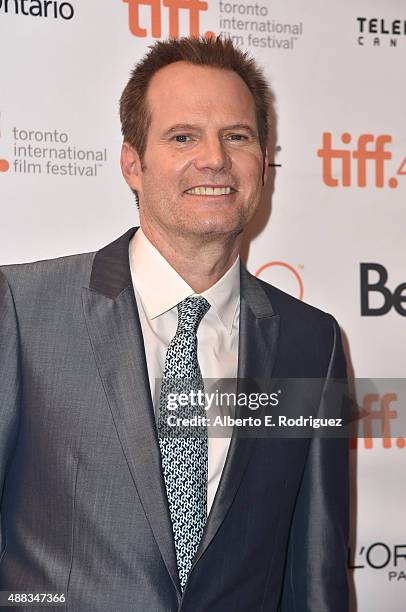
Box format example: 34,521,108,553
350,393,405,450
122,0,209,38
317,132,406,188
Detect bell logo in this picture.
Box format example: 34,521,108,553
360,263,406,316
255,261,304,301
122,0,210,38
317,132,406,188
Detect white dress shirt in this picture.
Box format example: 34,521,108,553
129,228,240,514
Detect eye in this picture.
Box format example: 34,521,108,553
173,134,192,143
226,133,249,142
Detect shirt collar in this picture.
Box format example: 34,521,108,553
129,227,240,334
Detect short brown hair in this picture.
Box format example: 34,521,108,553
119,36,271,161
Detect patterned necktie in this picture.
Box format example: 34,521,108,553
158,296,210,590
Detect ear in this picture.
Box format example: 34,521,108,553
262,146,269,186
120,142,143,193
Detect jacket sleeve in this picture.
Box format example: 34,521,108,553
280,316,349,612
0,270,21,555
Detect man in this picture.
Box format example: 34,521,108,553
0,37,348,610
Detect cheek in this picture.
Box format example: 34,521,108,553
242,168,263,192
152,160,189,189
234,152,263,181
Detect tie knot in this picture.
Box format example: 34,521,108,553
176,296,210,334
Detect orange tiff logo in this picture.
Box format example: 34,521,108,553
317,132,406,188
350,393,405,450
122,0,209,38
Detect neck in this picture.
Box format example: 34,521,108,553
140,222,241,293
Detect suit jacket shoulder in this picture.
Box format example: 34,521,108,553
0,250,95,301
242,268,346,379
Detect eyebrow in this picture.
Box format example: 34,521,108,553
162,123,258,138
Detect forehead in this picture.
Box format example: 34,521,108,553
146,61,257,129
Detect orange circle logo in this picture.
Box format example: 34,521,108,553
0,159,10,172
255,261,304,301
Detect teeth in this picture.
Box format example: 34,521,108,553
187,186,233,195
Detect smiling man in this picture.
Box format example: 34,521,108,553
120,47,268,294
0,38,349,611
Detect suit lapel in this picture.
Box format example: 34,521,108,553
190,266,280,571
82,230,280,591
82,228,180,594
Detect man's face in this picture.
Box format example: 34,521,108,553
122,61,267,242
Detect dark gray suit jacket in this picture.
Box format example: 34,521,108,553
0,228,348,611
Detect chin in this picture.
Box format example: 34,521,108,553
183,222,243,241
182,210,245,235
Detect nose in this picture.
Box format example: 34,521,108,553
193,135,231,172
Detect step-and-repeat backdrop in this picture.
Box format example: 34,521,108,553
1,1,405,609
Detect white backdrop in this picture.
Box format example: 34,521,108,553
1,1,405,609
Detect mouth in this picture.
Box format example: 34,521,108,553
184,185,237,196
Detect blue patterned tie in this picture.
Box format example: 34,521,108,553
158,296,210,590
